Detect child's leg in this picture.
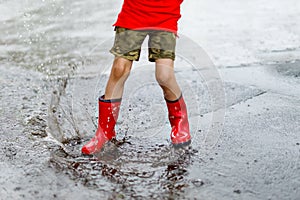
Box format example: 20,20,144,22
82,26,146,155
82,57,132,155
104,57,133,99
155,58,181,101
155,58,191,146
148,30,191,146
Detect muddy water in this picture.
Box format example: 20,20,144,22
1,0,300,199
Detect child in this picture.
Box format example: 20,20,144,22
82,0,191,155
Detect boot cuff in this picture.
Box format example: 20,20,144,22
165,93,183,103
99,95,122,103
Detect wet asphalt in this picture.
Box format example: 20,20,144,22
1,0,300,199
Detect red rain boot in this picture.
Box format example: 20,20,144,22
166,94,191,147
81,95,121,155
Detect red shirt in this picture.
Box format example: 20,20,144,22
113,0,183,34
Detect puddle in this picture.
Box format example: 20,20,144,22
49,137,200,199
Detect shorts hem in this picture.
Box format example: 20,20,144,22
148,55,175,62
109,49,139,61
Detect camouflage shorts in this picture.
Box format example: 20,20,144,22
110,27,176,62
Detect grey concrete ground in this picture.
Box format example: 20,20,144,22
0,0,300,199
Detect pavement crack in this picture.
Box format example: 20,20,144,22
228,90,267,107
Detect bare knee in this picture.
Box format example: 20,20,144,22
111,57,132,80
155,59,175,86
155,71,174,87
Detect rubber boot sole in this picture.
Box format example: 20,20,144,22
172,139,191,149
